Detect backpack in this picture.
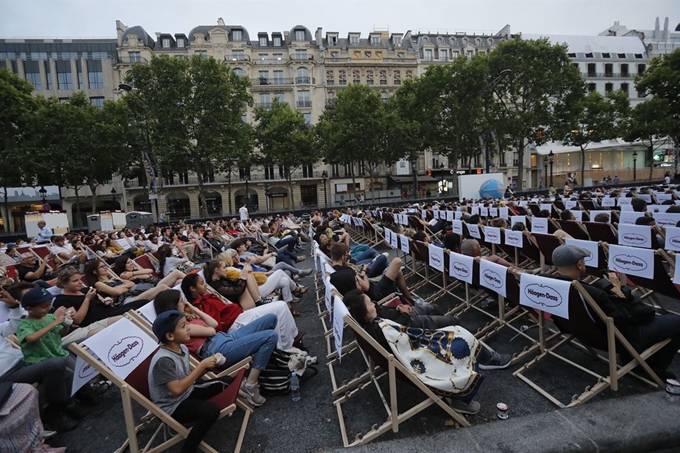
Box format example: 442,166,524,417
259,349,318,396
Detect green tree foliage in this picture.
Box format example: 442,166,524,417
254,99,317,208
489,37,585,190
0,69,36,232
562,90,630,184
32,93,138,226
125,55,252,216
317,84,396,202
624,97,674,179
636,49,680,143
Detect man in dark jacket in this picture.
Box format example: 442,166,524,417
549,244,680,379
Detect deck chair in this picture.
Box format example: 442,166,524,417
623,249,680,313
134,254,161,278
69,333,250,453
557,220,590,240
409,240,442,294
334,314,470,448
531,233,564,268
583,221,618,244
514,280,670,408
30,245,58,271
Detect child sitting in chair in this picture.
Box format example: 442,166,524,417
148,310,234,453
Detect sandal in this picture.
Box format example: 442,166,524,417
295,256,306,263
290,308,301,317
293,286,309,296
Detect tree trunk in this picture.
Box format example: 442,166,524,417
516,138,525,191
74,186,82,228
226,169,233,215
411,156,418,199
580,145,586,189
648,144,654,181
450,149,459,199
2,180,12,233
88,182,99,214
287,176,294,209
369,167,376,205
195,158,208,218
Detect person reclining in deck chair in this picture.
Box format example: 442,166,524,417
461,239,515,268
329,242,426,306
548,244,680,381
345,290,511,415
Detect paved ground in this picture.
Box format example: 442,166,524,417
49,240,680,452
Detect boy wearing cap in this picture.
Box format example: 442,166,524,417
148,310,231,453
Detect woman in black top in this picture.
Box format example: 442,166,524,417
52,267,147,327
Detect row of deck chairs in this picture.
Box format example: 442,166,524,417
313,208,676,447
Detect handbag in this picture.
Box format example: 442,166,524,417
129,282,155,297
259,349,318,395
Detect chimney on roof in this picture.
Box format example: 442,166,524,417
116,20,129,45
283,31,289,42
217,17,225,26
664,17,670,40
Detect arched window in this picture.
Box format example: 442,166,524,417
296,67,310,84
233,68,244,76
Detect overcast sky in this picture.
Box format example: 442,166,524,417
0,0,677,39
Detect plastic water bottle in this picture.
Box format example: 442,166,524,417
290,372,301,402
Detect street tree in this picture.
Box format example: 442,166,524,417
254,99,317,208
317,84,396,203
125,54,252,217
624,97,674,180
562,90,630,185
0,69,36,232
489,37,585,190
635,48,680,174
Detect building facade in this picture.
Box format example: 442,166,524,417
0,38,126,230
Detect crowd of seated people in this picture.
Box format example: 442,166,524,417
0,212,318,452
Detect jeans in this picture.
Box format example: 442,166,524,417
271,261,303,278
202,313,278,371
276,247,298,267
0,356,69,406
366,255,388,278
409,304,461,330
625,313,680,373
172,377,231,453
277,235,298,253
350,244,372,260
430,219,447,234
355,248,379,265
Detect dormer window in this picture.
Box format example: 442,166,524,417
371,35,381,46
162,38,170,48
329,36,338,46
350,35,359,45
232,30,243,41
273,36,282,46
177,38,185,48
393,36,402,46
295,30,306,41
260,37,267,46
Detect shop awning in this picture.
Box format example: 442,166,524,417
389,175,439,184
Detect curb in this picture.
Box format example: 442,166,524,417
334,391,680,453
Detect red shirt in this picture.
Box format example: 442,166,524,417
185,318,208,354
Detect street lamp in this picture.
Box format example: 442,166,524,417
633,151,638,180
543,161,548,189
483,69,512,174
110,187,117,207
321,170,328,208
548,150,555,187
38,186,47,202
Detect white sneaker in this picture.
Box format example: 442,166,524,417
239,380,266,406
448,399,481,414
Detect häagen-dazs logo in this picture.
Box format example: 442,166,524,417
482,270,503,288
77,361,97,379
669,236,680,248
506,233,520,244
451,261,470,278
524,283,562,308
612,254,648,272
430,253,442,266
108,336,144,367
486,230,499,241
622,233,646,244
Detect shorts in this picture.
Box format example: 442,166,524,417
368,275,397,302
61,319,109,346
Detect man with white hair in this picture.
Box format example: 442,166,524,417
549,244,680,380
36,220,53,244
16,253,58,285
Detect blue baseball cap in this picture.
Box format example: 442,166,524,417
152,310,185,343
21,287,53,308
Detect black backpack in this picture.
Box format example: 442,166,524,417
259,349,318,396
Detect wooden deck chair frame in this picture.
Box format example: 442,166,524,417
513,280,670,408
621,249,680,315
69,341,251,453
334,314,470,448
405,239,434,292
